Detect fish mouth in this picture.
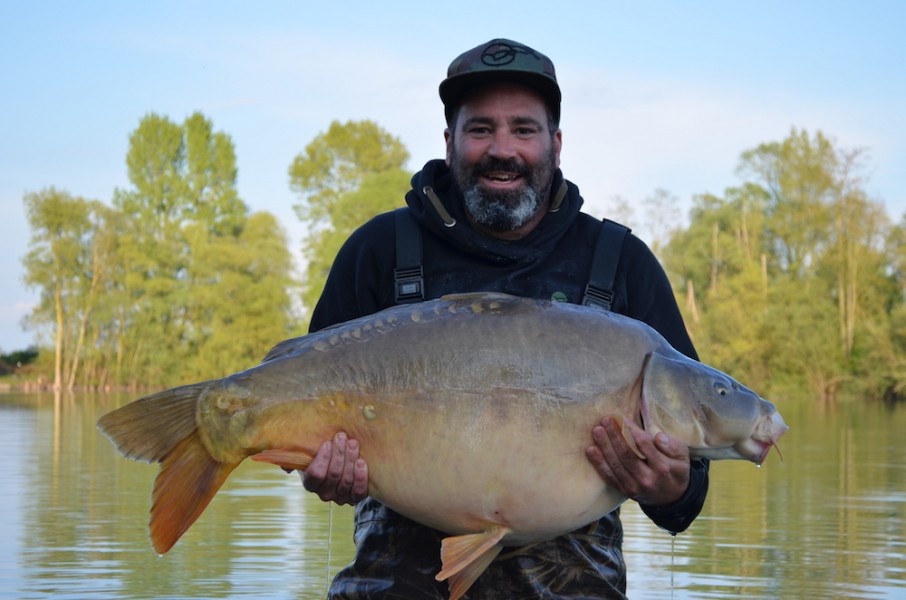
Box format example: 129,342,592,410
753,412,789,464
755,439,782,465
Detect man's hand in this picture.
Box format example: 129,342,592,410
586,416,690,507
300,432,368,505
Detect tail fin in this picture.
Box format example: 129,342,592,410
150,432,236,553
97,382,237,553
97,383,209,462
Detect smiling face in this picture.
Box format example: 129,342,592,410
445,82,562,239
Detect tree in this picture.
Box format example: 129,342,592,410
289,120,411,315
113,112,298,385
114,113,194,384
665,129,904,402
22,189,114,390
182,212,296,379
112,112,242,384
736,128,837,278
666,185,772,385
641,188,682,254
20,113,296,389
63,202,119,389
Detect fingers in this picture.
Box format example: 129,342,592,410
350,454,369,501
588,417,643,493
653,431,688,461
301,432,369,505
587,416,690,507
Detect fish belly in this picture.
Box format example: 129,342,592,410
229,294,654,542
338,389,629,545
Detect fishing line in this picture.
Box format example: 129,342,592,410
670,533,676,600
326,501,334,593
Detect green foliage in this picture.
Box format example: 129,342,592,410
19,114,904,403
665,128,905,402
20,112,297,389
0,347,38,376
289,120,411,316
181,212,297,379
0,347,38,366
22,188,112,389
289,119,409,228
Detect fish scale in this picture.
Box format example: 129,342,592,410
98,291,787,600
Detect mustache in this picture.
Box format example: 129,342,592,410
470,157,531,181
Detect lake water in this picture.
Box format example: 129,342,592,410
0,391,904,599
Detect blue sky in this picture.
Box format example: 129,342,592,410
1,1,904,352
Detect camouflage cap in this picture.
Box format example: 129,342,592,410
439,39,561,125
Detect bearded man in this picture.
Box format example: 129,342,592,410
301,38,709,599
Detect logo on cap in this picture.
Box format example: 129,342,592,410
481,41,539,67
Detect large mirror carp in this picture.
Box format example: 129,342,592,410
99,292,787,600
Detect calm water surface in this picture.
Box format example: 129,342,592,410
0,392,903,599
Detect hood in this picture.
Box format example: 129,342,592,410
404,159,584,265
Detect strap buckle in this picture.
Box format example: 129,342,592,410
582,284,614,311
394,266,425,304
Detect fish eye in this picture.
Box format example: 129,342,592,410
714,383,729,396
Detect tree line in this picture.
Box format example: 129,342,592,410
22,113,297,390
20,114,905,401
662,129,905,403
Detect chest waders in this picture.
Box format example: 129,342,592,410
392,207,629,310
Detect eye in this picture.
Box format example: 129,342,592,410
714,383,729,396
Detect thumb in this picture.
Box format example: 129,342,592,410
654,432,688,459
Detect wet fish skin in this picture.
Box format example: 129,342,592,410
98,292,787,599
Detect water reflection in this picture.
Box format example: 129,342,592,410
621,398,906,599
1,392,904,599
2,392,355,600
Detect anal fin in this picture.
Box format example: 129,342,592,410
436,526,509,600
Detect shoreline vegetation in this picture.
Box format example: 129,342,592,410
12,116,906,404
0,375,167,394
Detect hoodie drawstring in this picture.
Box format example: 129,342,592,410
423,186,457,227
548,180,568,213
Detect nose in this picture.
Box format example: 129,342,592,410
487,131,517,159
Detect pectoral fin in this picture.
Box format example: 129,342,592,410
251,449,315,471
436,526,509,600
612,415,647,460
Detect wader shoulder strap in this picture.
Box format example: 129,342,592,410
582,219,630,311
394,209,628,310
394,207,425,304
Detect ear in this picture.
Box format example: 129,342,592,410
444,128,453,165
553,129,563,168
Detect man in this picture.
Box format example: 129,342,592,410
302,39,709,599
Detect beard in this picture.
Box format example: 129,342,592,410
451,149,557,233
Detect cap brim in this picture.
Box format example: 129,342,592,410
439,70,561,121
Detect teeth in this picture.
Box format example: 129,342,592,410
487,173,516,182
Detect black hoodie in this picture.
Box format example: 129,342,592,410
310,159,708,599
312,159,698,359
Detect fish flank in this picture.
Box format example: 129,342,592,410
96,292,787,595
